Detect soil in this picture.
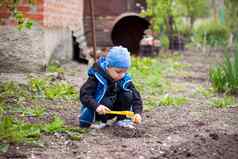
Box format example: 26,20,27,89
0,50,238,159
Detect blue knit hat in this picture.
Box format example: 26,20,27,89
106,46,131,68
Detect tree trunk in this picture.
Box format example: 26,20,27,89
190,16,195,32
167,16,174,50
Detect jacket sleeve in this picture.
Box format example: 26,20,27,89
80,76,99,110
128,82,143,115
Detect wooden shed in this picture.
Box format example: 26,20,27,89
83,0,149,54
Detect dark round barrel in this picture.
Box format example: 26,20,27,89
111,13,150,55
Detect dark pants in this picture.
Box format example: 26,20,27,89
96,90,133,123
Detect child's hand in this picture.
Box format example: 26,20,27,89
96,105,111,115
132,114,142,124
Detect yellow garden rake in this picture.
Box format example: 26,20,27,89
105,111,135,118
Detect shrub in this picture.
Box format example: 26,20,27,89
176,22,192,40
193,20,229,47
159,34,169,49
209,48,238,94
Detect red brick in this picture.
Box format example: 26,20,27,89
0,6,9,12
0,11,11,18
6,19,17,26
43,0,83,28
37,6,44,12
24,13,43,21
18,6,30,12
36,0,44,5
21,0,29,5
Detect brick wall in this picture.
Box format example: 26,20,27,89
0,0,83,29
0,0,85,72
0,0,44,25
44,0,83,29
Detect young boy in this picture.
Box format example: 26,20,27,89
79,46,143,128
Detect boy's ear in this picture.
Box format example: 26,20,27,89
90,47,109,60
89,50,102,60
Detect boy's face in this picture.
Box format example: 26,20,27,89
107,67,128,81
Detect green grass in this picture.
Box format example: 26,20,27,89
0,78,83,153
208,96,237,108
0,113,84,144
129,54,188,110
209,48,238,94
28,77,79,100
159,53,192,79
194,85,214,98
0,143,9,154
47,63,64,73
159,94,188,106
0,77,79,101
193,20,229,47
0,81,31,101
129,57,164,94
0,102,86,153
129,57,164,110
11,105,46,117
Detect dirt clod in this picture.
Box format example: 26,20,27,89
209,133,219,140
108,126,146,138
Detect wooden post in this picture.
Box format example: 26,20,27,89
89,0,97,62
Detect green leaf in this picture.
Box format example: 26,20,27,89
22,124,41,139
47,63,64,73
159,94,188,106
43,116,64,133
0,144,9,154
209,46,238,94
209,96,237,108
25,20,33,29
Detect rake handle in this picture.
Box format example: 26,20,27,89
105,111,134,117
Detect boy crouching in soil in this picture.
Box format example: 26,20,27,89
79,46,143,128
